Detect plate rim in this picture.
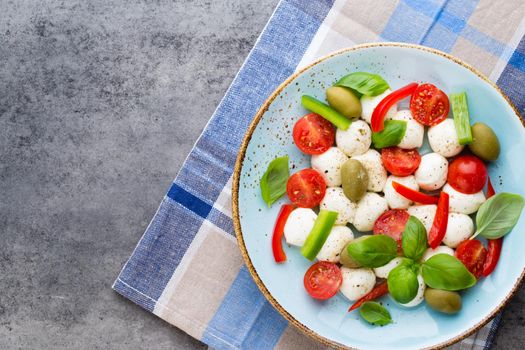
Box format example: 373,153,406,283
232,42,525,350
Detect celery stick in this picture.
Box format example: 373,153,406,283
301,95,351,130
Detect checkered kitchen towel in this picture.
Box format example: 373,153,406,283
113,0,525,348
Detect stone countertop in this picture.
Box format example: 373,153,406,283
0,0,523,349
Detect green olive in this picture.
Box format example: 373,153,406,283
468,122,500,161
339,238,365,268
326,86,361,119
341,159,368,202
424,288,462,314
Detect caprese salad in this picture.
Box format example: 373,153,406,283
259,71,525,326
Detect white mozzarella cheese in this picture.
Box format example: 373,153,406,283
407,205,437,234
361,89,397,124
389,110,424,149
283,208,317,247
320,187,357,225
442,183,486,214
422,246,455,262
353,192,389,232
414,153,448,191
311,147,348,187
442,213,475,248
339,267,376,301
374,257,404,279
336,120,372,157
384,175,419,209
428,119,464,157
316,226,354,263
352,149,387,192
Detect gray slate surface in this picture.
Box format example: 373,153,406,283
0,0,522,349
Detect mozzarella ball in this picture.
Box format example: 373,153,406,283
389,110,424,149
400,275,425,307
336,120,372,157
374,257,404,279
352,149,387,192
422,246,455,262
320,187,357,225
316,226,354,263
428,119,464,157
340,267,376,301
407,205,437,234
442,183,486,214
384,175,419,209
361,89,398,124
414,153,448,191
311,147,348,187
353,192,389,231
283,208,317,246
442,213,474,248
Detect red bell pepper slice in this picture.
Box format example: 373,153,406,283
392,181,439,205
486,177,496,198
348,282,389,312
428,192,449,248
272,204,295,263
482,238,503,277
482,177,502,277
371,83,419,132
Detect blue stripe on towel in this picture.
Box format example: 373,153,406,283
114,0,333,314
382,0,481,53
497,34,525,114
202,265,288,350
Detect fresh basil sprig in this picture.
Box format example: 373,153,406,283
371,120,407,149
402,216,428,261
421,254,476,291
473,192,525,239
359,301,392,326
387,259,419,304
347,235,398,268
260,156,289,208
335,72,389,97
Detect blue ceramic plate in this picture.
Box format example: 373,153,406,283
232,43,525,350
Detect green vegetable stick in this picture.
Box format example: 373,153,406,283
301,95,351,130
451,92,473,145
300,210,338,260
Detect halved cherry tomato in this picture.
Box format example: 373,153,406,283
271,204,295,263
373,209,410,250
381,147,421,176
410,83,449,126
456,239,488,279
286,169,326,208
448,155,488,194
391,181,439,205
428,191,449,248
348,282,389,311
482,238,503,277
371,83,419,132
293,113,335,155
304,261,342,300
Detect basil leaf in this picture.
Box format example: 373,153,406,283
387,259,419,304
359,302,392,326
474,192,525,239
402,216,428,261
260,156,289,208
422,254,476,291
335,72,390,97
371,120,407,149
347,235,398,268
